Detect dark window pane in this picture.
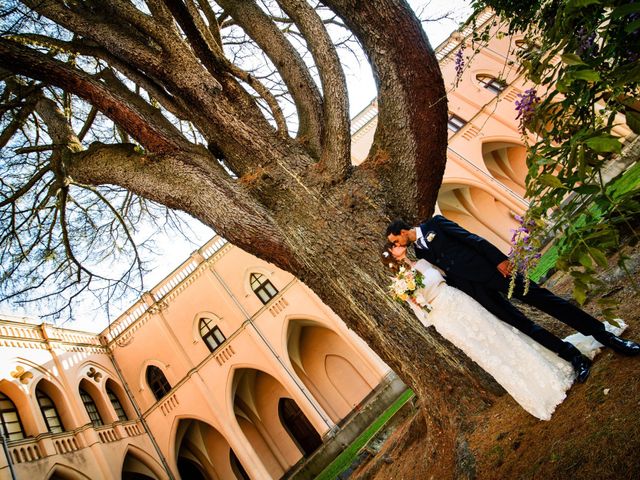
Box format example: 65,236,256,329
200,320,226,353
447,114,467,132
37,388,65,433
477,75,505,94
146,366,171,401
0,392,26,441
250,273,279,304
107,388,128,422
80,388,103,427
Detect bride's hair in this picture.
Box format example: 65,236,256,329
381,242,402,273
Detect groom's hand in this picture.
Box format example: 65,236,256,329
497,260,513,278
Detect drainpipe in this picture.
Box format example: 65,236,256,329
105,345,177,480
0,424,17,480
208,267,334,432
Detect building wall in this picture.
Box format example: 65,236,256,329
0,238,391,480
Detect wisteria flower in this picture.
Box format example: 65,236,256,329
454,44,465,84
515,88,540,134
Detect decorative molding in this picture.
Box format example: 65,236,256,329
87,367,103,383
10,365,33,384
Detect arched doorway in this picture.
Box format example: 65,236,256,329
278,398,322,456
286,320,377,422
122,450,162,480
46,463,92,480
437,184,519,252
175,418,245,480
231,368,323,476
177,458,207,480
482,141,528,197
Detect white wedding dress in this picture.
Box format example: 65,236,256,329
407,259,625,420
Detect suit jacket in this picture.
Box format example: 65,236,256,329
414,215,507,283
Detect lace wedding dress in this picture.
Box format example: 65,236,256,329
407,259,625,420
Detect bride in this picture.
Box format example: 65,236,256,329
384,244,581,420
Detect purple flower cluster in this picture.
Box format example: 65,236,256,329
515,88,540,134
576,26,596,56
507,214,542,297
454,45,465,82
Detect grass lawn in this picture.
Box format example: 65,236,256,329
315,389,415,480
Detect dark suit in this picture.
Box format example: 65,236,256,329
414,215,608,362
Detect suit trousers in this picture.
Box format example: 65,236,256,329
454,273,607,362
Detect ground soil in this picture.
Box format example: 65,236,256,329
352,243,640,480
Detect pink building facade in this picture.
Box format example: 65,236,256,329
0,236,393,479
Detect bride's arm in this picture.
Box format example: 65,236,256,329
407,299,433,327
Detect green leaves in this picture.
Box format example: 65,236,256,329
584,135,622,154
611,3,640,20
539,174,566,189
625,110,640,135
565,69,601,82
566,0,601,10
560,54,585,66
469,0,639,318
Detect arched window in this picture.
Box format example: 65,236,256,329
477,74,506,94
146,366,171,401
79,387,103,427
0,392,26,441
106,385,128,422
447,114,467,133
199,318,226,353
250,273,278,304
36,386,64,433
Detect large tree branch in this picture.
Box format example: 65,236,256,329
66,143,296,270
27,90,296,271
21,0,164,71
0,38,187,154
162,0,288,134
217,0,323,158
324,0,449,221
277,0,351,180
12,33,196,123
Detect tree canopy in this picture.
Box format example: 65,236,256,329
0,0,454,317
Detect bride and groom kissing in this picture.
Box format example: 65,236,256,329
385,215,639,420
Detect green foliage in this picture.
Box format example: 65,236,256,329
469,0,640,318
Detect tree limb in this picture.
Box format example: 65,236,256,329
0,38,186,153
217,0,323,158
0,165,51,208
0,97,37,148
277,0,351,179
323,0,448,221
162,0,288,134
65,143,296,270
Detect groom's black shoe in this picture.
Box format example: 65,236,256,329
599,332,640,356
571,355,592,383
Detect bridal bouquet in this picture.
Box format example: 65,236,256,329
389,266,432,312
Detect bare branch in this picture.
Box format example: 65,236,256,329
0,38,187,153
0,165,51,208
77,105,97,141
217,0,323,157
277,0,351,179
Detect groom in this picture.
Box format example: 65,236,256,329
387,215,640,382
